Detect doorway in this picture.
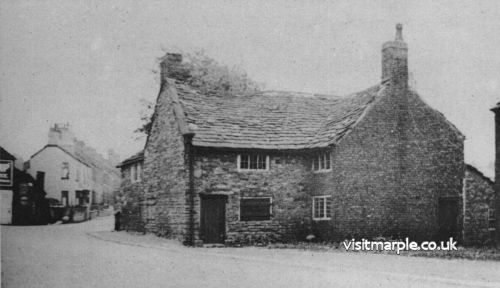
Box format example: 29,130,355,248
438,197,458,241
200,195,226,244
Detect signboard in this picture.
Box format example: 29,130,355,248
0,160,14,187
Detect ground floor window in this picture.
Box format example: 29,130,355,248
61,191,68,206
488,202,495,231
240,197,272,221
313,195,332,220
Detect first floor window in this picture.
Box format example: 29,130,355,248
312,153,331,172
130,165,136,182
240,197,272,221
313,195,332,220
238,154,269,171
61,162,69,179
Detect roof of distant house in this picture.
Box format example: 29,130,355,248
117,151,144,168
466,164,494,185
0,146,16,161
175,81,386,150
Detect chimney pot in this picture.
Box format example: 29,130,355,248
381,24,408,86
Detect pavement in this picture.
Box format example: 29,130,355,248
2,216,500,288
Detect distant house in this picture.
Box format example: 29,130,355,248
1,146,48,225
28,124,120,221
463,164,495,245
116,151,144,231
128,24,465,245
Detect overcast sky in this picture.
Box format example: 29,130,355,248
1,0,499,178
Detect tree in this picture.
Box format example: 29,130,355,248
136,50,262,136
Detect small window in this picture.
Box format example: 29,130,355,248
130,165,136,182
61,162,70,179
237,154,269,171
312,153,331,172
488,204,495,230
136,163,142,182
240,197,272,221
313,195,332,220
61,191,68,206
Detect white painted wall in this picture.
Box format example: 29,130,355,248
0,189,13,224
28,147,93,206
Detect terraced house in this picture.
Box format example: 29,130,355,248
129,25,465,245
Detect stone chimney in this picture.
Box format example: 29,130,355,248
48,123,75,150
159,53,189,86
382,24,408,87
490,102,500,246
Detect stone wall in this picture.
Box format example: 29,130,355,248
464,165,495,246
118,166,145,232
307,84,464,242
193,149,312,244
142,82,190,241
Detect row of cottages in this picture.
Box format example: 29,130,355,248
27,124,121,221
120,24,468,245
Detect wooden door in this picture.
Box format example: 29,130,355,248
438,198,458,241
200,195,226,244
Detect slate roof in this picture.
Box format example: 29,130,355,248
176,82,386,150
117,151,144,168
0,146,16,161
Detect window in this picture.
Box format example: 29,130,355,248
137,163,142,181
312,153,331,172
240,197,272,221
130,165,136,182
130,163,142,183
488,203,495,231
61,162,70,179
61,191,68,206
237,154,269,171
313,195,332,220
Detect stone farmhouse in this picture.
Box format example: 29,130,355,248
124,24,466,245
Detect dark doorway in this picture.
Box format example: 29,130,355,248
200,195,226,244
438,197,458,241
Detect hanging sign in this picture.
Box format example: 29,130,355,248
0,160,13,187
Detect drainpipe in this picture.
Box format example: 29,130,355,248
183,133,195,246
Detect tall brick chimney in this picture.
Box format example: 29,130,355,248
491,102,500,246
382,24,408,87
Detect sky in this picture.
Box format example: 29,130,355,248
0,0,499,178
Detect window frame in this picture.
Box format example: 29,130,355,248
312,195,332,221
61,162,70,180
239,196,273,221
237,154,270,172
488,205,495,231
61,191,68,206
311,152,332,173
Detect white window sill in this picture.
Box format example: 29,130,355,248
312,169,332,174
313,217,331,221
237,169,270,173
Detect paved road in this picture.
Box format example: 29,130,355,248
2,217,499,288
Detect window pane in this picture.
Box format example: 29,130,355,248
313,158,319,171
320,155,325,169
326,197,332,218
249,155,258,169
240,154,249,169
325,153,331,169
258,155,266,169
